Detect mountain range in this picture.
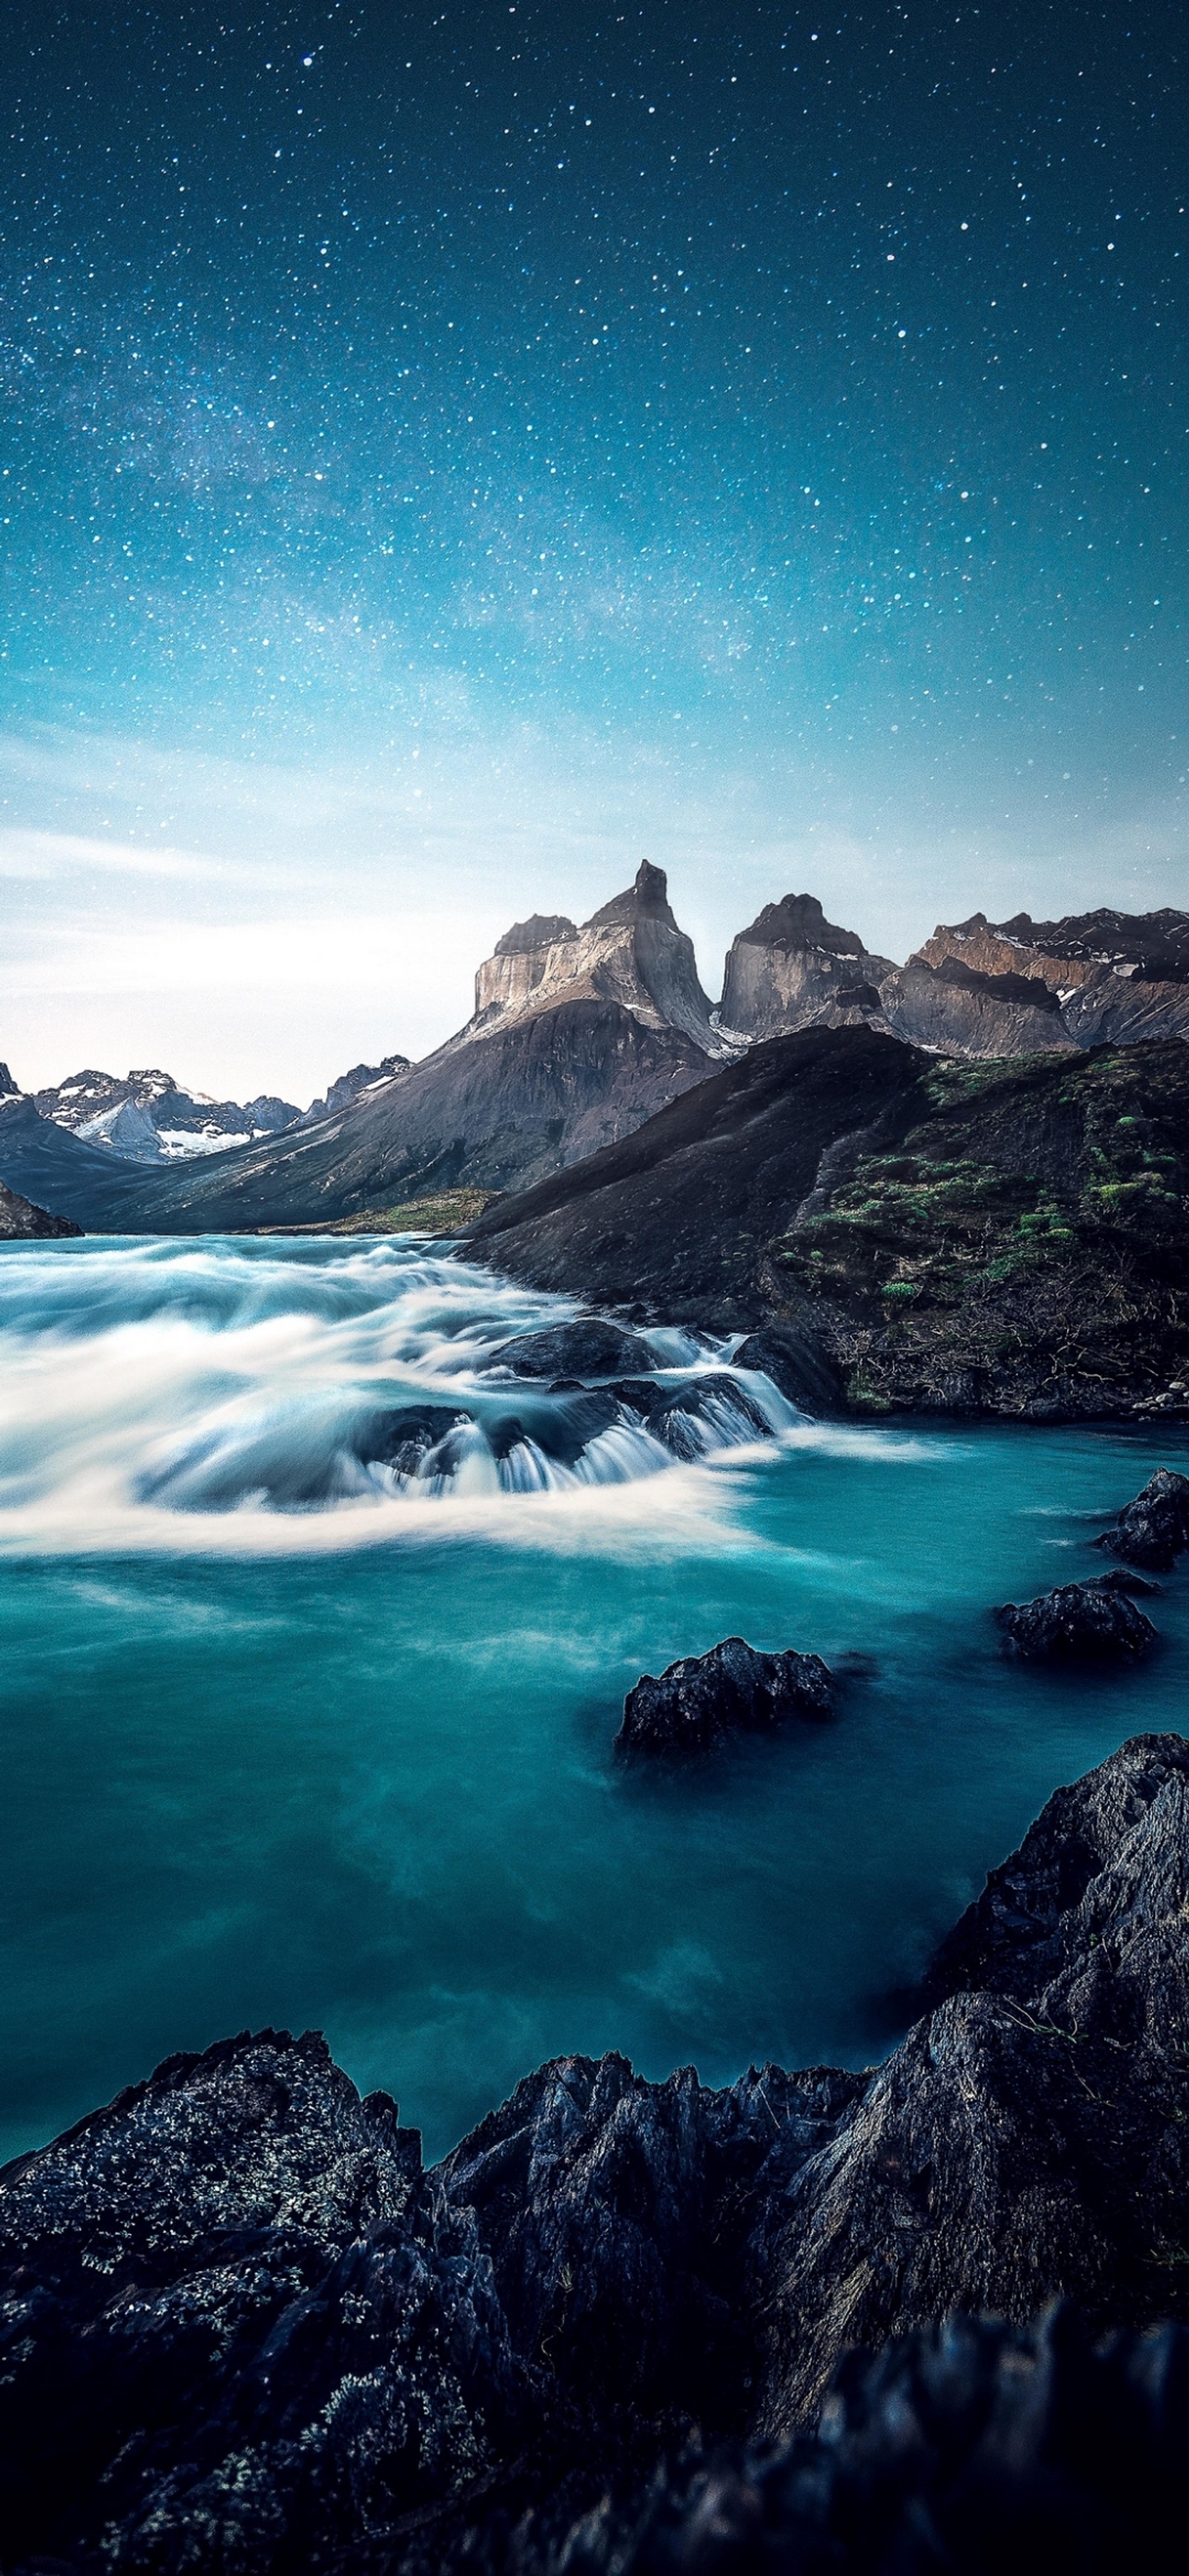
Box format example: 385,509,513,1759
1,872,1187,1235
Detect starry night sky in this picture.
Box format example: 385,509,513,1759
1,0,1186,1095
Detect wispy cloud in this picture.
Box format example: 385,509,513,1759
0,828,227,882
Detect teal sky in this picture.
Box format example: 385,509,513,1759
1,0,1185,1097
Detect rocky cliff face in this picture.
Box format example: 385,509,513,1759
719,894,897,1040
1,1734,1188,2570
473,913,580,1019
469,864,728,1057
878,953,1075,1057
717,897,1189,1062
885,907,1189,1055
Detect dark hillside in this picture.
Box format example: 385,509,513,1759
465,1025,923,1326
467,1034,1189,1418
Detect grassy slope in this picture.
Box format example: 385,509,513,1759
262,1188,496,1237
771,1045,1189,1418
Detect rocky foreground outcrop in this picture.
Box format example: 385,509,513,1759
3,1733,1189,2569
467,1027,1189,1418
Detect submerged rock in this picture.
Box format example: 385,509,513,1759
996,1576,1158,1661
488,1317,658,1378
362,1404,473,1475
5,1735,1189,2567
617,1635,836,1754
1095,1467,1189,1570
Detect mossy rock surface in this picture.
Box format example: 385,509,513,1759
773,1045,1189,1418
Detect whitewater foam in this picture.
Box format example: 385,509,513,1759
0,1234,814,1558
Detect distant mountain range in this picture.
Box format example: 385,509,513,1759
0,1054,415,1169
1,875,1187,1234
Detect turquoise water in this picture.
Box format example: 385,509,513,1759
1,1234,1187,2166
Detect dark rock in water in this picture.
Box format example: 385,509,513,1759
488,1318,657,1378
1095,1467,1189,1570
0,1176,82,1239
617,1635,835,1754
604,1371,775,1460
996,1577,1157,1661
5,1734,1189,2568
649,1372,774,1459
733,1320,843,1416
1091,1564,1161,1595
361,1404,472,1475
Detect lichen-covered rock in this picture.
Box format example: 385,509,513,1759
617,1636,836,1755
1095,1467,1189,1570
996,1575,1159,1661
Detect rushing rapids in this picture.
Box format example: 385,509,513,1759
0,1233,794,1551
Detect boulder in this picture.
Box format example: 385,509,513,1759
487,1318,657,1378
617,1635,835,1754
632,1372,774,1460
996,1575,1157,1661
1095,1467,1189,1570
732,1321,843,1416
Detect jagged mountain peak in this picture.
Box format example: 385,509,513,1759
468,863,725,1057
493,912,578,957
586,859,676,929
29,1065,303,1165
894,908,1189,1050
734,891,869,959
991,904,1189,970
720,892,895,1039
